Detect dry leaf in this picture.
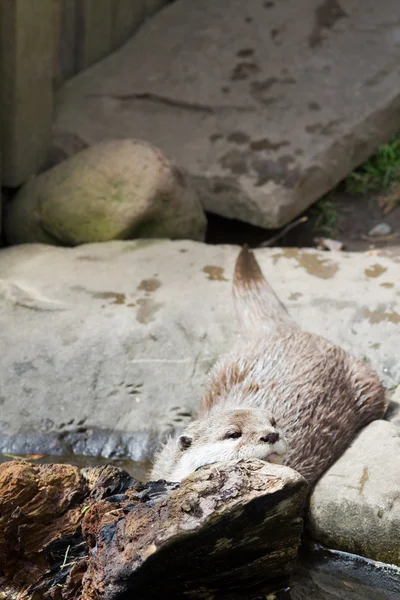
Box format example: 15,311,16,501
314,237,344,251
377,182,400,214
2,452,45,461
364,249,384,256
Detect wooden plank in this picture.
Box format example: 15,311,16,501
59,0,78,81
52,0,62,88
112,0,145,49
145,0,169,17
0,459,307,599
76,0,114,71
0,0,54,186
0,82,1,241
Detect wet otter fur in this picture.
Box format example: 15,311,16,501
150,246,387,486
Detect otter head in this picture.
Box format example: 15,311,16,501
167,408,288,482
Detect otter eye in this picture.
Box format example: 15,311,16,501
271,417,276,427
224,431,242,440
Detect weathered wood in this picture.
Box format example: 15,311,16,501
59,0,78,82
52,0,62,89
0,0,54,186
145,0,169,17
76,0,114,71
0,459,307,599
112,0,145,49
0,70,1,241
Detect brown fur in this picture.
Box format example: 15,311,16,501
151,246,387,485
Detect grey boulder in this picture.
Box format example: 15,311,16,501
309,420,400,567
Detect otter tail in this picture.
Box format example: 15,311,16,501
233,245,297,333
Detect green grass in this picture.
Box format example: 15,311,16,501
309,194,339,238
345,133,400,194
308,133,400,237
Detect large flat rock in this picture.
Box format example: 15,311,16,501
0,240,399,465
54,0,400,228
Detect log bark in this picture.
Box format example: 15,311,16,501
0,459,307,600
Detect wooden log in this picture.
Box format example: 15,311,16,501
0,459,307,599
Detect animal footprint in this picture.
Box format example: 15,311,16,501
125,383,143,395
58,417,87,433
165,406,193,428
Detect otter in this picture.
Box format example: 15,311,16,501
150,246,387,486
151,408,289,483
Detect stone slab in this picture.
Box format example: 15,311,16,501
309,420,400,566
0,0,54,186
0,241,399,466
54,0,400,228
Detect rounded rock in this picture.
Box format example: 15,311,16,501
368,222,392,237
5,139,207,246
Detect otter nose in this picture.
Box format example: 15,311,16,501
260,432,279,444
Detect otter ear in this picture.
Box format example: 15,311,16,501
178,434,193,451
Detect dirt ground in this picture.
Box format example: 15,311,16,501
325,191,400,252
206,188,400,252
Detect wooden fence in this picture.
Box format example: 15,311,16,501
0,0,172,234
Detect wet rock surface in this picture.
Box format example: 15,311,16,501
0,239,399,462
291,544,400,600
0,239,399,566
4,139,206,246
53,0,400,228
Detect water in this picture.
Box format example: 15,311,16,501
0,450,151,482
288,543,400,600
